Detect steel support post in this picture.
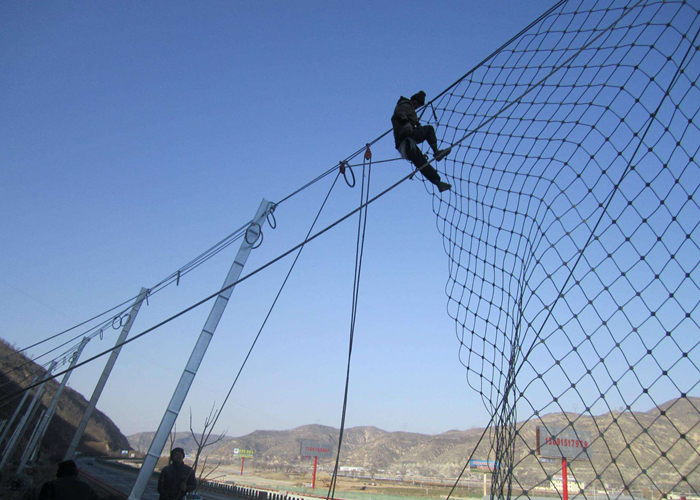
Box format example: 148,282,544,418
0,375,39,449
64,287,149,460
18,337,89,473
23,410,45,464
129,199,273,500
0,361,56,470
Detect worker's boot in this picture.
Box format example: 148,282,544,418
434,147,452,162
437,181,452,193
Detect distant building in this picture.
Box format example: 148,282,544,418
550,476,585,493
339,466,364,472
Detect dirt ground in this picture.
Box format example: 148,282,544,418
212,467,485,499
1,463,56,500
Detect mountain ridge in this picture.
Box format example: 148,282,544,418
129,397,700,492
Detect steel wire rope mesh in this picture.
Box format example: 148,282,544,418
421,1,700,499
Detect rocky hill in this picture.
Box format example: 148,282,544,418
130,424,502,477
0,338,131,462
130,398,700,493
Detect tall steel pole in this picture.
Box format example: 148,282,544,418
0,361,57,470
129,199,273,500
64,287,149,460
0,375,38,448
18,337,89,473
23,409,45,464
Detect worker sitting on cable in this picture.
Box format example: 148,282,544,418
391,90,452,192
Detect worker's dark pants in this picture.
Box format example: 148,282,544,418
412,125,439,154
399,127,442,185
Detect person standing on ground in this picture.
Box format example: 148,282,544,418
38,459,98,500
391,90,452,192
157,447,197,500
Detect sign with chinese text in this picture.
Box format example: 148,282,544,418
469,459,499,471
300,441,334,459
233,448,254,458
536,426,591,460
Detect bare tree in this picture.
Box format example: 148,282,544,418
189,403,228,491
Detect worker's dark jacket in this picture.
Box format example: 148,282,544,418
391,96,420,148
158,462,197,500
38,476,98,500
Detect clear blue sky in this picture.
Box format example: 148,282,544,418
1,1,561,437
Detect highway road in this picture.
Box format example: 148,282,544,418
76,457,242,500
77,457,160,499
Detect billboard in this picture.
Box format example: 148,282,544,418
469,459,499,471
536,426,591,460
300,441,334,459
233,448,254,458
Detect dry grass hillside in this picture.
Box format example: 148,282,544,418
0,338,130,463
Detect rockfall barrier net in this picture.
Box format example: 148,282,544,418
424,1,700,499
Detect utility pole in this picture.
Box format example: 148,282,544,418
0,361,57,471
129,199,274,500
18,337,89,474
64,287,149,460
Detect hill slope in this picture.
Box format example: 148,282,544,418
0,338,131,462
